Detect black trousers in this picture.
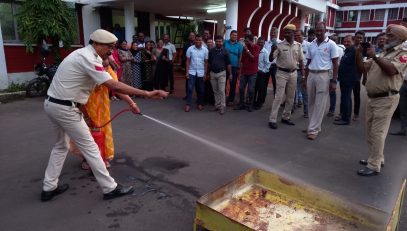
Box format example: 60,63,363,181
254,71,270,107
353,81,361,116
169,63,174,91
269,64,277,96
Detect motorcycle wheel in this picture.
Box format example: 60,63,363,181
26,80,49,97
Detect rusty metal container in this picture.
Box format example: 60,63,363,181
194,169,405,231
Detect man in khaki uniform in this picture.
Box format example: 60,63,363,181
356,24,407,176
268,24,304,129
42,29,168,201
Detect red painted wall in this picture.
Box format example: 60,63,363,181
5,46,81,73
359,21,384,27
237,0,259,38
341,22,357,28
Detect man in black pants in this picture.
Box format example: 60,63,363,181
253,37,271,109
352,30,366,121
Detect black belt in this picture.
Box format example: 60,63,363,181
367,91,399,99
309,69,329,73
47,96,80,107
211,69,226,74
278,67,296,73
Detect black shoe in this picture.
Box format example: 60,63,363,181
234,104,246,110
281,119,295,126
247,106,253,112
359,159,384,167
268,122,278,129
103,184,134,200
333,120,350,125
357,167,379,176
390,130,406,136
41,184,69,202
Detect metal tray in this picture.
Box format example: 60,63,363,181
194,169,405,231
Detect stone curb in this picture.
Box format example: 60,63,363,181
0,91,26,104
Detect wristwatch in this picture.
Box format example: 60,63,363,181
373,54,380,61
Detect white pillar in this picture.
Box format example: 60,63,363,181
215,14,226,37
82,5,101,44
225,0,238,39
0,24,8,90
383,8,389,29
300,14,306,31
356,10,361,30
319,12,325,22
124,1,135,43
149,13,156,42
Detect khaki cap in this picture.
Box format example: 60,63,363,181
283,24,296,31
90,29,118,44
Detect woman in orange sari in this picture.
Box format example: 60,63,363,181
71,58,138,169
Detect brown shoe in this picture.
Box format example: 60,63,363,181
307,133,318,140
197,105,204,111
184,105,190,112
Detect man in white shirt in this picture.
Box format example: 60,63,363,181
327,33,345,117
304,22,339,140
42,29,168,202
265,27,282,96
294,29,310,118
185,35,209,112
163,34,177,93
253,37,271,109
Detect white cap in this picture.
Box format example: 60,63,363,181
90,29,118,44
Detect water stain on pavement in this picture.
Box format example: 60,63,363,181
141,156,189,173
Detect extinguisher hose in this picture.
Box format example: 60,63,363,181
92,108,135,129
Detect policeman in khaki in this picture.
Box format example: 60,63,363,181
42,29,168,202
268,24,304,129
356,24,407,176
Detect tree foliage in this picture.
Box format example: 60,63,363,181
16,0,78,60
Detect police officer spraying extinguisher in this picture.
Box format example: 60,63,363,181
41,29,168,202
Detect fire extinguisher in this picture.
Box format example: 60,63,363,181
90,109,132,164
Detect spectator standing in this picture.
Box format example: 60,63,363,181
224,30,243,106
294,29,310,118
235,34,260,112
334,35,360,125
304,22,339,140
265,27,282,96
253,37,271,110
185,35,209,112
163,34,177,94
208,36,232,115
117,40,133,87
327,33,345,117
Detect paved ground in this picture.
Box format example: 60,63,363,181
0,77,406,231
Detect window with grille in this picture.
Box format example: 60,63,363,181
360,10,370,21
374,9,385,21
388,8,399,20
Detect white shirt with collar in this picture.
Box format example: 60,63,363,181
258,47,271,73
163,42,177,61
306,37,339,71
186,45,209,77
300,40,310,66
47,45,112,104
265,38,282,65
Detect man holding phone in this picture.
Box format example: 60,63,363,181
355,24,407,176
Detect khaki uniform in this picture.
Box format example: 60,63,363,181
43,45,117,193
269,40,304,123
364,44,407,172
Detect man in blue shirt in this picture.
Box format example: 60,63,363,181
185,35,209,112
334,35,361,125
223,30,243,106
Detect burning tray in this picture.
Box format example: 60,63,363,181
194,169,405,231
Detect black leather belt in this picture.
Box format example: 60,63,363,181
47,96,80,107
367,90,399,99
278,67,296,73
309,69,329,73
211,70,226,74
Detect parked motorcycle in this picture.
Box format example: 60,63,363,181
26,58,58,97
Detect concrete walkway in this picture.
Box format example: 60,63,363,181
0,77,406,230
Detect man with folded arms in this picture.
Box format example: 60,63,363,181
356,24,407,176
304,22,339,140
268,24,304,129
42,29,168,201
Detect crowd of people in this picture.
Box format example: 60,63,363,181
105,20,407,177
40,18,407,203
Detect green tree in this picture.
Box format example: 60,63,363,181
16,0,78,62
